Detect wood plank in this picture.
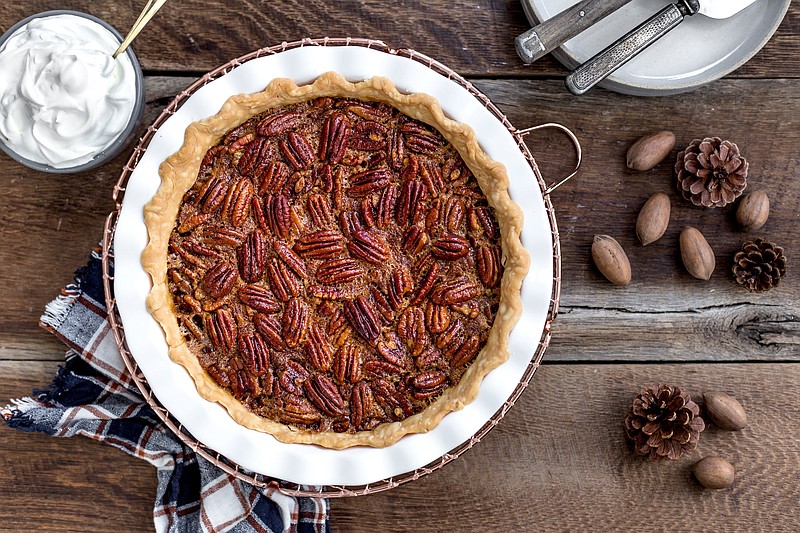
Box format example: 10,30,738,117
1,77,798,362
0,1,798,78
0,77,190,361
476,78,800,361
332,363,800,532
3,361,797,531
0,361,155,533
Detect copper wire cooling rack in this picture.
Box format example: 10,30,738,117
101,37,580,498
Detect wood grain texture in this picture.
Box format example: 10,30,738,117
0,362,155,533
0,1,798,531
3,361,799,532
476,78,800,361
332,363,800,532
0,1,798,77
0,77,190,361
1,78,796,362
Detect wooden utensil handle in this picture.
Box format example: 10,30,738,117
565,2,696,95
516,0,634,64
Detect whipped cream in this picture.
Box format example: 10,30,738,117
0,14,137,168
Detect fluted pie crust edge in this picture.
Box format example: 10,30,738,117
141,72,530,449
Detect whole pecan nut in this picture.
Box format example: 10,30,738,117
264,194,291,239
349,168,391,197
338,211,364,240
319,112,350,164
425,301,451,334
375,184,398,229
203,308,237,351
239,284,281,314
257,111,301,137
401,226,429,255
196,177,229,214
410,369,447,399
398,306,428,356
281,394,321,425
282,298,310,348
350,381,374,429
305,324,334,372
346,102,393,122
202,261,238,299
431,278,482,305
222,178,254,227
435,319,465,357
306,194,335,227
236,137,268,177
468,206,499,239
177,212,210,234
343,295,381,343
294,230,346,260
273,240,308,278
333,344,362,384
363,360,403,377
432,234,470,261
266,258,300,301
401,122,443,154
450,335,481,368
348,230,390,265
396,179,428,226
410,262,440,306
304,374,345,417
202,226,245,247
238,332,270,376
377,334,407,367
316,258,365,285
443,196,466,231
369,285,394,323
278,131,315,170
256,161,290,195
420,160,445,194
476,245,502,288
236,230,266,283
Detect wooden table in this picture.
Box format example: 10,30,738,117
2,2,799,531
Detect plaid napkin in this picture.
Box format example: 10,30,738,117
2,248,330,533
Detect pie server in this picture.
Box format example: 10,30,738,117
515,0,633,64
565,0,759,95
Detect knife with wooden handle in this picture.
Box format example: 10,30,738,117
515,0,634,64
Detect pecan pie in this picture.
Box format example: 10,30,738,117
142,73,529,448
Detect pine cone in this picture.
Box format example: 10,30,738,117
733,238,787,292
624,384,705,460
675,137,748,208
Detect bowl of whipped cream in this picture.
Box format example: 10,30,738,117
0,10,145,173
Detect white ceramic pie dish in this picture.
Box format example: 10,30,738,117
113,44,554,486
522,0,791,95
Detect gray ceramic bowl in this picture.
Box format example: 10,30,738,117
0,10,145,173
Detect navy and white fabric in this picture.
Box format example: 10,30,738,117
2,249,330,533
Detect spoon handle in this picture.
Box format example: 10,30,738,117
113,0,169,59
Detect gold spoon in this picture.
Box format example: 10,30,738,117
112,0,169,59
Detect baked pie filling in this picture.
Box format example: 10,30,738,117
143,73,528,448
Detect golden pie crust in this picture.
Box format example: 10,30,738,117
142,72,529,449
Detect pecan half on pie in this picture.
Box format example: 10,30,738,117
142,73,529,448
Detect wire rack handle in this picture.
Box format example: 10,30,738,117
516,123,582,195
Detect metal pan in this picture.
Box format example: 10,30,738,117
102,37,580,496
